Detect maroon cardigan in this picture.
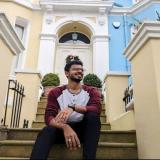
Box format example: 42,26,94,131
45,85,101,125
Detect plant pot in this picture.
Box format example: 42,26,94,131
97,88,104,100
43,86,56,97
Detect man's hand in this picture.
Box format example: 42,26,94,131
62,124,81,150
55,108,73,124
75,105,87,114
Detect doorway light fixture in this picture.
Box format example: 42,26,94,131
72,26,78,42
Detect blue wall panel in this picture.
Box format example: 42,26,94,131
114,0,133,7
109,15,128,71
109,3,160,72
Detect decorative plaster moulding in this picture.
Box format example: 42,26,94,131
91,35,110,44
9,75,17,80
98,7,107,25
40,33,57,40
0,12,24,55
14,0,33,8
15,69,42,79
5,0,41,10
110,0,160,15
104,71,131,82
40,0,114,12
124,21,160,61
92,35,110,40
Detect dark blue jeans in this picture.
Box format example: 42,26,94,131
30,112,101,160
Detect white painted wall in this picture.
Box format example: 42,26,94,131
55,44,92,84
92,35,109,81
38,2,112,81
38,34,57,75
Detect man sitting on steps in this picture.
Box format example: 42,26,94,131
30,58,101,160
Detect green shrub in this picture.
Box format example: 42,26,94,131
83,73,102,88
41,73,60,87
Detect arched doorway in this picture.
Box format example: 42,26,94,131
54,22,93,85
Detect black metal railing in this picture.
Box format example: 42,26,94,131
3,80,25,128
123,85,134,111
23,119,29,128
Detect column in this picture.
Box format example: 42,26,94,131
124,22,160,159
38,34,57,76
38,5,57,76
92,35,109,81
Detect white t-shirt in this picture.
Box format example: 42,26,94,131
57,88,90,122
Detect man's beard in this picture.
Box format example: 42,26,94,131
70,73,83,83
70,77,82,83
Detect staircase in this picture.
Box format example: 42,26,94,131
0,97,138,159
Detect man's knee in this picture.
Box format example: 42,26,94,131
85,112,99,118
84,112,100,124
38,125,56,137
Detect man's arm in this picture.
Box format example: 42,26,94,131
74,87,101,114
45,89,59,126
45,89,70,128
45,89,80,150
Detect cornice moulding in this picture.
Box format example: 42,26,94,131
3,0,160,13
110,0,160,15
104,71,131,81
92,35,110,40
40,33,57,40
1,0,41,10
0,12,25,55
40,0,114,12
40,0,114,5
124,21,160,61
15,69,42,79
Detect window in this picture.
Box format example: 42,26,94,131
15,24,25,41
14,24,25,69
59,32,90,44
10,17,29,75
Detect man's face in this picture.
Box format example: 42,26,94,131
65,64,84,83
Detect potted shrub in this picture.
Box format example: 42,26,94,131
41,73,60,96
83,73,102,88
83,73,103,99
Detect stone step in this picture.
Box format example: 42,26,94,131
38,101,105,110
40,96,47,101
37,107,106,115
0,158,28,160
32,122,111,130
37,101,47,108
7,128,136,143
35,114,107,123
40,97,105,103
0,140,137,159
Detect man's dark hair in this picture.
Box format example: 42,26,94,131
64,60,83,72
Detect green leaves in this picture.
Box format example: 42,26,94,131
83,73,102,88
41,73,60,87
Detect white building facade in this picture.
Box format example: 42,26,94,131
38,0,113,84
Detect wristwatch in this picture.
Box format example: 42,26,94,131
68,104,75,111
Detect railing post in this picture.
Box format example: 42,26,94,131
3,80,11,126
10,80,18,128
23,119,29,128
3,80,25,128
123,85,134,111
16,85,24,127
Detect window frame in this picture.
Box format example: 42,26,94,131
10,17,30,76
59,32,90,44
